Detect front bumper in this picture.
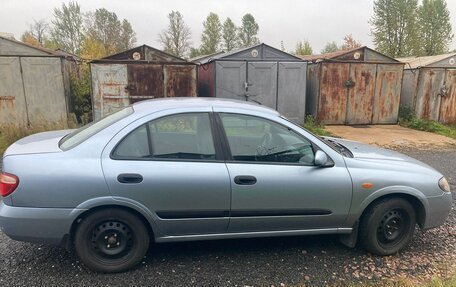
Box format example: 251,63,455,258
423,192,453,230
0,201,84,245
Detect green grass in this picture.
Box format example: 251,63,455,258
399,107,456,140
302,115,334,137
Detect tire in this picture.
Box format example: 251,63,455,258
74,208,150,273
359,198,416,255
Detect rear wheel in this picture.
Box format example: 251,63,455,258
74,209,149,273
360,198,416,255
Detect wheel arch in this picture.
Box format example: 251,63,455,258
359,193,426,228
67,204,155,248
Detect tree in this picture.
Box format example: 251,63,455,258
199,12,222,55
119,19,137,51
21,32,41,47
50,1,85,55
85,9,135,54
222,18,238,51
341,34,362,50
22,19,49,46
80,36,107,59
238,13,260,48
189,47,202,59
370,0,418,57
158,11,192,58
321,42,339,54
295,40,313,55
417,0,453,56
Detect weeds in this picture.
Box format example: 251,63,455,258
0,120,77,156
398,107,456,140
302,115,334,137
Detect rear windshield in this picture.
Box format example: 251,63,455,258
59,107,134,150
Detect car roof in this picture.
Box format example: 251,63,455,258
132,97,280,116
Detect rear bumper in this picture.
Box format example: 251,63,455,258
0,202,84,245
423,192,453,230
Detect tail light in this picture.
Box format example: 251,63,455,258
0,172,19,197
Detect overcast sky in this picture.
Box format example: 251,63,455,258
1,0,456,53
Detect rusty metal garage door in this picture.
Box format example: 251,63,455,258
372,64,402,124
346,64,376,125
440,69,456,123
318,63,350,124
316,63,402,125
92,63,197,120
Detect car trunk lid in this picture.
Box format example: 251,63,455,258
3,130,73,157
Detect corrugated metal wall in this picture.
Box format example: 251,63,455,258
308,62,403,125
0,56,68,125
91,62,197,120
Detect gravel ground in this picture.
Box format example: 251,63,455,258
0,149,454,287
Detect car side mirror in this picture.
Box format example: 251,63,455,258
314,150,330,167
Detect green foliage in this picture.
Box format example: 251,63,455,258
119,19,137,51
222,17,238,51
321,42,339,54
69,65,92,124
50,1,85,55
417,0,453,56
302,115,334,137
399,107,456,139
238,13,260,48
85,8,136,55
371,0,419,57
200,12,222,55
295,40,313,55
189,47,202,59
158,11,192,58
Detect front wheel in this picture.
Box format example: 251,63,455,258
74,209,150,273
359,198,416,255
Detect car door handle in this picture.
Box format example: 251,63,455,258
234,175,257,185
117,173,143,184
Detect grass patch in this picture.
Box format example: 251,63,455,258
302,115,334,137
399,107,456,140
0,121,77,156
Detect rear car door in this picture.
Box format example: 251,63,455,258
216,112,353,232
102,110,231,236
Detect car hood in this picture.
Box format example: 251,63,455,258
324,137,432,167
3,129,73,157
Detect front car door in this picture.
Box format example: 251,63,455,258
215,111,353,233
102,108,231,237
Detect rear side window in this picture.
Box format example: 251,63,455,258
113,113,216,160
60,107,133,150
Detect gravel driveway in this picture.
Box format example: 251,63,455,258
0,149,454,287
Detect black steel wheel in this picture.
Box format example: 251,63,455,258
360,198,416,255
74,209,149,273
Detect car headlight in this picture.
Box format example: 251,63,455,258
438,177,451,193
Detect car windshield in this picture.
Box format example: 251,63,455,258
59,107,134,150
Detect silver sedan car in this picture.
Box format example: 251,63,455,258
0,98,452,273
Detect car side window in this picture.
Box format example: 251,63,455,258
113,113,216,160
220,113,315,165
